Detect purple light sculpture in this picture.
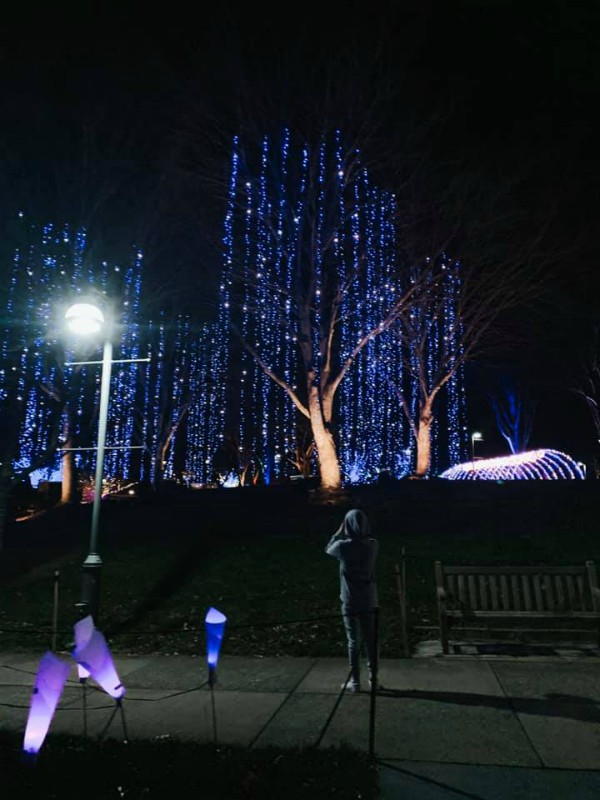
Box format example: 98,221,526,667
74,614,93,681
72,615,125,699
23,652,71,755
205,607,227,683
440,449,586,481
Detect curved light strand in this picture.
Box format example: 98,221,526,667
441,449,586,480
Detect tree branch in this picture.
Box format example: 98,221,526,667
231,324,310,419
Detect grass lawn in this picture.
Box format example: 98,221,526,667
0,731,377,799
1,481,599,657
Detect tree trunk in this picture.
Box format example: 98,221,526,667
415,399,434,478
60,448,76,504
308,387,341,490
60,411,78,504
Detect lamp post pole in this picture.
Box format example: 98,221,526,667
65,300,149,624
80,337,113,624
471,432,483,468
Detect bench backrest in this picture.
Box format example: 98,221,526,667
435,561,600,614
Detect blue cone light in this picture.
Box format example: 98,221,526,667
72,615,125,700
205,607,227,672
23,652,71,754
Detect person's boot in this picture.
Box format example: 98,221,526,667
341,667,361,692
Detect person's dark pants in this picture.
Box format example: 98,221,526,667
341,605,377,686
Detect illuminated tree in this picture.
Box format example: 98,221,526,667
141,312,217,488
484,365,536,454
384,256,466,477
390,252,545,477
216,131,447,491
383,130,564,477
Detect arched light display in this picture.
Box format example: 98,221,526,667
440,449,586,480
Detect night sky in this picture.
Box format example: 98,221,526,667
1,2,599,461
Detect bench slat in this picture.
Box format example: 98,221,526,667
566,575,577,610
576,575,585,609
442,566,587,576
511,575,521,610
533,575,543,610
544,575,555,611
458,575,466,606
588,561,600,612
500,575,510,611
468,575,477,609
522,575,532,611
489,575,499,610
554,575,565,610
448,574,456,602
479,576,488,610
444,610,600,619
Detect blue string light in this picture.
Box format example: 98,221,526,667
2,135,469,489
212,132,468,484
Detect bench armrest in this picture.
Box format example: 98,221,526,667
436,586,450,654
591,585,600,612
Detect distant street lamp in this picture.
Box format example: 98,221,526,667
471,431,483,465
65,302,113,624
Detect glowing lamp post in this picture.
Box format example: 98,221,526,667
205,607,227,685
471,431,483,465
65,302,112,624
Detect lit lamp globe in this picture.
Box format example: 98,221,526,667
65,302,105,335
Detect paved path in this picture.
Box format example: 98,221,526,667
2,652,600,797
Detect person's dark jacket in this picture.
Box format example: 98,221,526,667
325,509,378,613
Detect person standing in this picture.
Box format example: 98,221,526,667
325,508,380,693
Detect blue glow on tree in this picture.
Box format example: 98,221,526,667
0,215,221,487
212,131,468,485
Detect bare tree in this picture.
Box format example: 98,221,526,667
171,82,452,489
483,365,537,454
0,361,68,553
387,165,561,476
168,19,578,487
224,133,428,491
572,324,600,471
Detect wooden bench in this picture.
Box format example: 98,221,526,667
435,561,600,654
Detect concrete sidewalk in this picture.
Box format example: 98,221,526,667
2,652,600,797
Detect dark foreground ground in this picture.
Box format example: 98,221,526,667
1,480,599,658
0,730,376,799
2,481,600,799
